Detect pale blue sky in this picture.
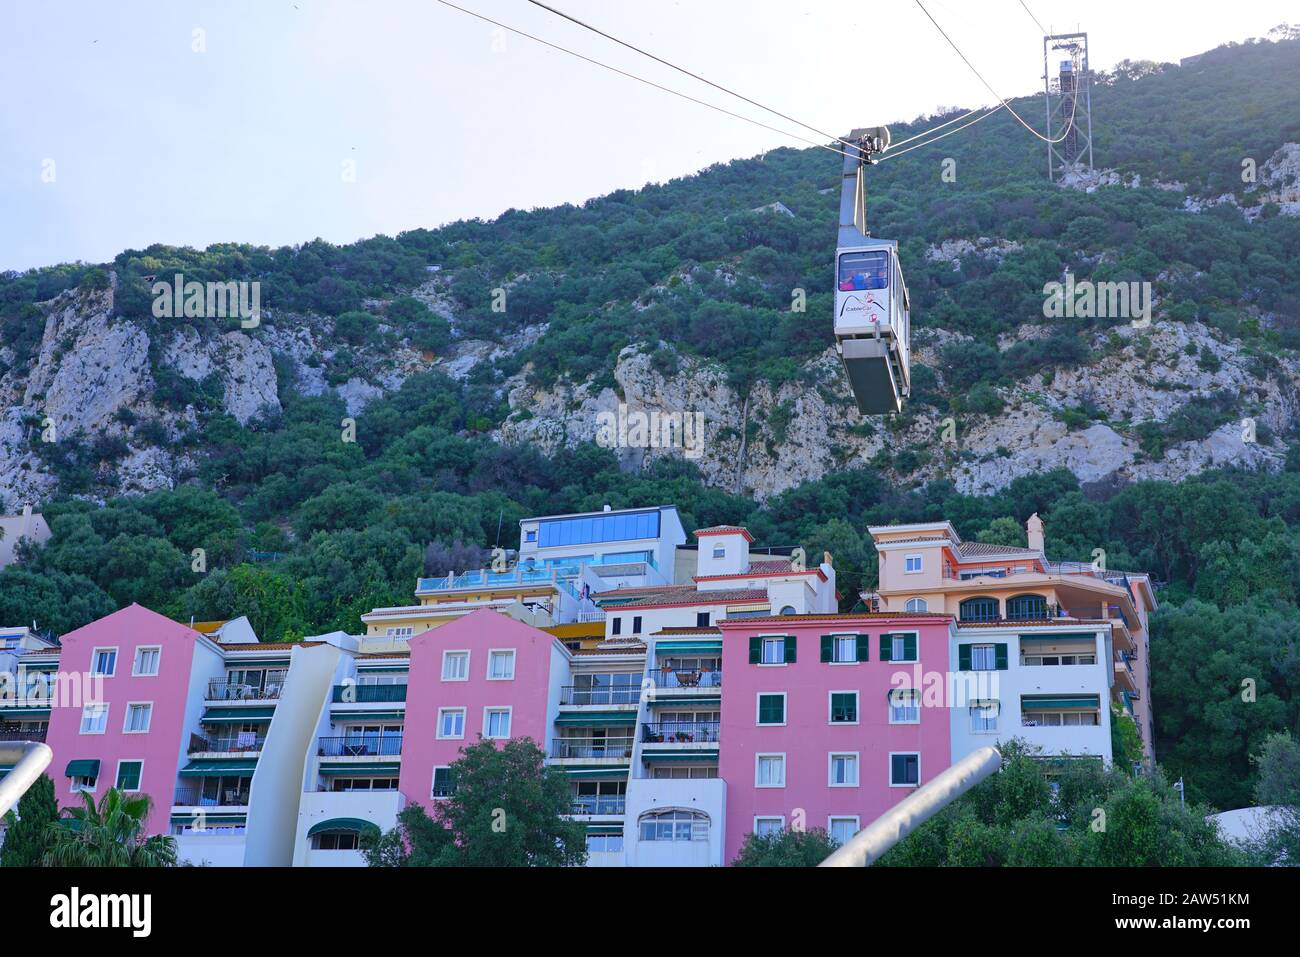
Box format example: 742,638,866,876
1,0,1293,271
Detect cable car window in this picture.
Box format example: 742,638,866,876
838,251,889,292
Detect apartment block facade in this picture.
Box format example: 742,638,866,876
1,508,1158,866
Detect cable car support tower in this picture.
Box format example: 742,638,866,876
1043,31,1093,181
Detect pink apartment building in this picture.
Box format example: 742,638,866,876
398,609,569,810
43,604,216,835
717,613,954,861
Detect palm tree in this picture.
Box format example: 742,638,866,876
43,788,177,867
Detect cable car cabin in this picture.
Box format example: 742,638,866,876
834,239,911,415
834,126,911,415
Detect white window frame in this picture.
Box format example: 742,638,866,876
712,546,725,559
384,626,414,638
431,765,453,800
753,816,785,837
889,751,922,788
829,633,859,665
828,815,861,846
828,690,859,725
755,692,787,727
437,707,466,740
970,700,1000,734
70,773,98,795
486,648,516,681
441,650,470,682
759,635,787,666
132,645,161,677
971,644,997,671
90,646,118,678
904,554,923,574
483,706,512,739
891,631,920,663
114,759,144,793
904,597,928,613
122,701,153,734
828,751,860,787
888,688,921,725
79,703,109,735
754,752,786,788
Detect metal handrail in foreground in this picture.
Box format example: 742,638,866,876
0,741,55,818
820,746,1002,867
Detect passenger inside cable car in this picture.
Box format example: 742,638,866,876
838,250,890,291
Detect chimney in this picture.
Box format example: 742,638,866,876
1027,513,1044,553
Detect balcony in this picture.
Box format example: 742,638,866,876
318,734,404,757
189,732,265,754
641,721,720,745
417,553,658,593
647,669,722,692
551,737,634,760
944,560,1130,587
331,683,409,703
560,685,640,706
571,796,627,816
0,726,47,742
207,675,287,701
173,786,250,807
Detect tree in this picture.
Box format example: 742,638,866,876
1250,732,1300,865
43,789,177,867
877,741,1246,867
1110,709,1144,772
975,516,1025,548
731,826,840,866
365,738,586,867
0,773,59,867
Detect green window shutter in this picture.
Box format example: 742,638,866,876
890,754,903,782
758,694,784,724
903,634,917,661
995,643,1009,670
856,634,870,662
820,635,834,662
749,636,761,664
831,692,857,723
116,761,142,791
879,634,893,661
783,635,797,664
958,644,972,671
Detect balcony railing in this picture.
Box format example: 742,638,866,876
0,726,47,742
189,732,265,754
173,786,250,807
551,737,634,759
648,669,722,690
641,721,720,744
944,561,1130,588
571,796,627,815
208,675,287,701
417,552,658,593
318,734,404,757
560,685,640,706
331,683,409,703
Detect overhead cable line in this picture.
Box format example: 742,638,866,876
913,0,1076,145
525,0,857,150
1017,0,1050,36
430,0,862,162
878,104,1005,161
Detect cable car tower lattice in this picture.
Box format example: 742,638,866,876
1043,31,1093,181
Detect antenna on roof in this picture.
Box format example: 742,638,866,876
189,616,195,628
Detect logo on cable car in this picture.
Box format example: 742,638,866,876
838,293,885,323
